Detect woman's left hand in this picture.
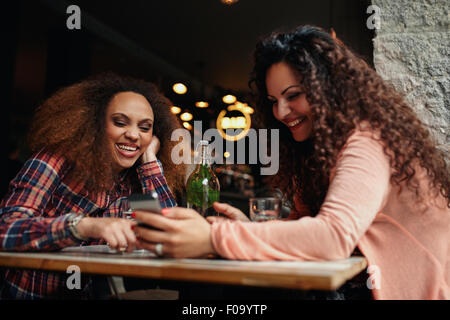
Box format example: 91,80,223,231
141,136,160,163
133,207,216,258
206,202,249,224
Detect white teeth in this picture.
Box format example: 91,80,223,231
117,144,137,152
287,117,305,127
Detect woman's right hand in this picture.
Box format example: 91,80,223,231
76,217,137,252
141,136,160,163
206,202,250,224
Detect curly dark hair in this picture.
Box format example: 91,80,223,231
250,25,449,215
28,72,186,196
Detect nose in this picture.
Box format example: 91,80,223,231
124,126,139,141
275,99,292,120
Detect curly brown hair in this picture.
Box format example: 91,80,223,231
250,25,449,215
28,72,185,197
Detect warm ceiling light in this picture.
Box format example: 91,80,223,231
170,106,181,114
243,106,254,114
224,151,230,158
172,83,187,94
180,112,193,121
227,101,254,114
221,0,239,5
222,94,236,104
183,122,192,130
195,101,209,108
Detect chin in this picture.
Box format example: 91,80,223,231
292,125,312,142
292,131,312,142
114,158,138,171
293,136,308,142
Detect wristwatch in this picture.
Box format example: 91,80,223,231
69,214,87,240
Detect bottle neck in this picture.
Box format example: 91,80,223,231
200,144,209,166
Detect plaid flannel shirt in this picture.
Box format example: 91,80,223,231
0,150,176,299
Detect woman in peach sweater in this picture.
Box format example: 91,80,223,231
134,26,450,300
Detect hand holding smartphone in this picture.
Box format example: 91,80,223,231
128,192,161,230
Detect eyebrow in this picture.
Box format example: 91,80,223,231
267,85,302,98
281,85,302,95
111,113,153,123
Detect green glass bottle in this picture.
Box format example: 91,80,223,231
186,140,220,217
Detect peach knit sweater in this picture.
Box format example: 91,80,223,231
210,128,450,300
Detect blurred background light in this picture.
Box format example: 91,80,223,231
183,122,192,130
222,94,236,104
172,83,187,94
180,112,193,121
170,106,181,114
221,0,239,5
243,106,254,114
195,101,209,108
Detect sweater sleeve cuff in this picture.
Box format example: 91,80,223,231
210,222,226,258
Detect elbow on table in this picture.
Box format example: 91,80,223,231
325,237,359,261
316,216,361,261
311,232,357,261
319,248,354,261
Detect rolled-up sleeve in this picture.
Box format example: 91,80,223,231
137,160,177,208
0,153,83,251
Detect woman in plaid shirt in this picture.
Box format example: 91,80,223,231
0,73,185,299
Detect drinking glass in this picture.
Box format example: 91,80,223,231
249,197,281,222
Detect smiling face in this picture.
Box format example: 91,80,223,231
266,62,313,142
105,91,154,173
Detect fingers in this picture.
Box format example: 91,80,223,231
99,219,137,252
134,226,169,245
151,136,160,148
114,231,128,251
148,136,160,155
104,234,118,250
161,207,199,220
212,202,248,221
112,220,136,251
135,207,216,259
141,136,160,163
123,223,137,252
134,210,174,231
105,233,127,251
212,202,238,217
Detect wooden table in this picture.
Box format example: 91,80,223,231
0,246,367,291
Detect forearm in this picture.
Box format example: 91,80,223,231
211,130,391,261
211,214,363,261
0,210,84,251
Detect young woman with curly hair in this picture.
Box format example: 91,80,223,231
132,26,449,300
0,73,185,299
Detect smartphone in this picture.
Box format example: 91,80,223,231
128,192,162,230
128,192,162,213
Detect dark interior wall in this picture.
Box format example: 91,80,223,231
330,0,374,65
2,0,374,198
44,28,92,96
2,1,140,197
2,1,24,197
